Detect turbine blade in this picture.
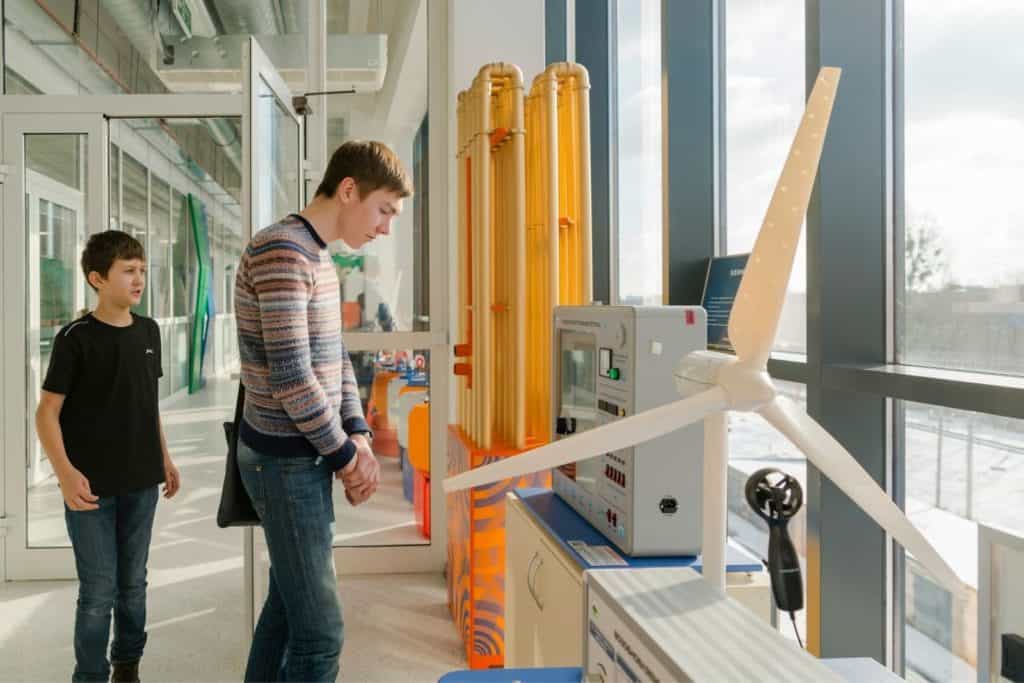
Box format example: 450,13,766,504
728,67,841,368
759,396,966,596
443,387,728,492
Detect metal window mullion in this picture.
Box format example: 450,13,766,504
890,3,907,668
608,0,620,304
576,0,612,304
661,0,720,306
805,0,891,663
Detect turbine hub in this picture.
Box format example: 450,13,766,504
674,350,776,411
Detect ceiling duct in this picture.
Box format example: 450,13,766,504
157,32,387,94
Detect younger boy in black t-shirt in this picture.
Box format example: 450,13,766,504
36,230,181,683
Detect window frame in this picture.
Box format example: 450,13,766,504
655,0,1024,672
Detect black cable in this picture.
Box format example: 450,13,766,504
789,611,804,649
303,89,357,98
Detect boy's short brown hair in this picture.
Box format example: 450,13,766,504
81,230,146,291
316,140,414,200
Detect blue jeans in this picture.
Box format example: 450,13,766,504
238,441,344,683
64,486,159,683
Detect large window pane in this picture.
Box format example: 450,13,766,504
725,0,805,353
122,152,149,316
335,349,432,548
172,189,189,318
899,5,1024,377
615,0,662,306
150,175,171,320
110,143,121,231
26,133,88,549
728,380,807,641
254,77,299,228
900,401,1024,681
325,2,427,333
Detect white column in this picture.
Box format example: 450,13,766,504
306,0,328,195
702,411,728,595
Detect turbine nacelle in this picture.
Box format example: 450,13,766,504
674,350,776,412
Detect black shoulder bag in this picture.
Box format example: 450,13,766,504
216,384,260,527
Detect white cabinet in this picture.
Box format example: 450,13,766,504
506,492,583,668
505,492,772,668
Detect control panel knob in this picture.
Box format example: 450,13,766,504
615,323,628,349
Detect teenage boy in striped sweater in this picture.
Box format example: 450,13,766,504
234,140,412,682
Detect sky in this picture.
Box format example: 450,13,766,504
617,0,1024,303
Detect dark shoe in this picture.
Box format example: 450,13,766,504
111,660,140,683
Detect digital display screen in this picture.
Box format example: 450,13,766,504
556,330,600,492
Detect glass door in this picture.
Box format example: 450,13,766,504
322,2,450,579
241,37,304,631
1,94,245,582
2,113,104,580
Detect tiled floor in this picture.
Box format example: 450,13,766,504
4,378,457,682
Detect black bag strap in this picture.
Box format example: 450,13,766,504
232,383,245,445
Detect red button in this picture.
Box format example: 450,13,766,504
685,310,696,325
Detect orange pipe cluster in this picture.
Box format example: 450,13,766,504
454,62,592,452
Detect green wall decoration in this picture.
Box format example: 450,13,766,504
187,194,213,393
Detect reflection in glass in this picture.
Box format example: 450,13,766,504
323,1,429,334
900,401,1024,681
333,252,401,332
151,175,172,320
172,188,189,319
335,349,431,547
725,0,806,353
110,143,120,230
122,152,149,316
899,5,1024,377
26,133,88,548
412,118,430,331
254,77,299,228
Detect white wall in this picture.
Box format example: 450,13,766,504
446,0,547,415
451,0,546,94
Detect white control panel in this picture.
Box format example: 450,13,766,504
552,305,706,556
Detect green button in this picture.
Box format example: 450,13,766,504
608,368,620,380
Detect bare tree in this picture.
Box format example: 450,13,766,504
905,212,949,293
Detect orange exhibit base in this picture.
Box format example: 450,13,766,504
414,469,431,538
446,426,551,670
373,426,399,457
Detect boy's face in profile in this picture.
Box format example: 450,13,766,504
335,181,404,249
89,258,147,308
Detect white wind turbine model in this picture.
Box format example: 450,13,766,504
444,67,966,599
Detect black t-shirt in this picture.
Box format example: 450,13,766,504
42,313,165,497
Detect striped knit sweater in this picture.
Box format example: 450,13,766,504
235,214,370,470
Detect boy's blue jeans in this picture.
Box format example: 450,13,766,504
64,486,159,683
238,441,344,683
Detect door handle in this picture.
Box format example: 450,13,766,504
527,551,544,610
